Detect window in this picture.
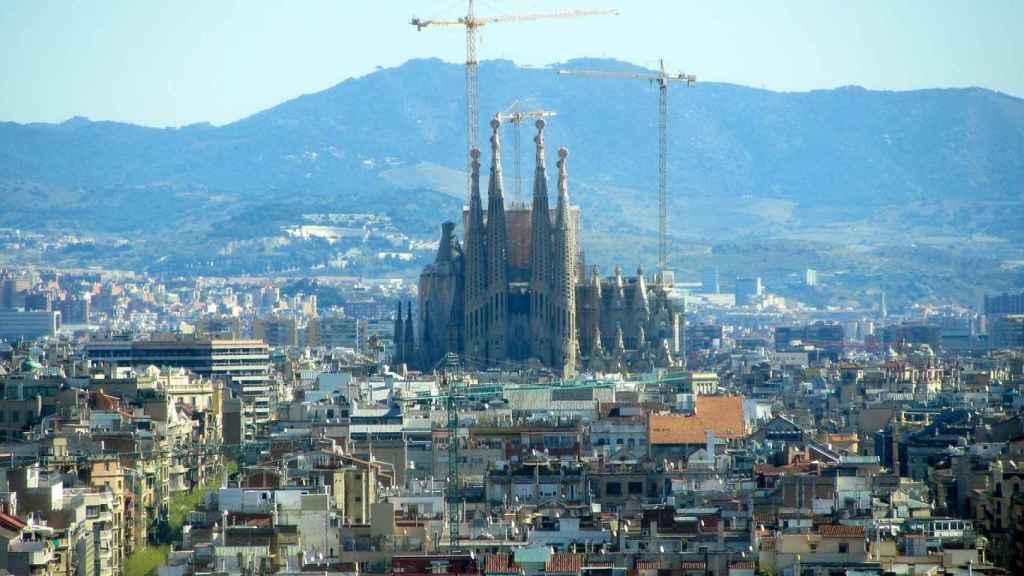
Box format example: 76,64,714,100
839,542,849,554
628,482,643,495
606,482,622,496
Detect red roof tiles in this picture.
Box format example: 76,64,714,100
635,559,664,570
0,511,27,532
819,524,865,539
485,553,519,575
546,553,584,574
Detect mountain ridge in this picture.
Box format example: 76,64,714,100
1,57,1022,246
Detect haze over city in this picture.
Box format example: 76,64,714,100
0,2,1022,576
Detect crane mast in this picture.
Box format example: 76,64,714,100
411,2,618,193
495,106,557,204
557,61,696,273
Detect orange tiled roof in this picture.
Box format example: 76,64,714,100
649,396,746,445
819,524,865,538
485,553,519,574
0,511,27,532
729,561,756,570
635,559,664,570
678,561,707,570
546,553,583,574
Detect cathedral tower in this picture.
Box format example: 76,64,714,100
529,119,554,365
463,148,487,362
484,118,510,364
553,147,578,378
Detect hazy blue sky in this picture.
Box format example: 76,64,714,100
2,0,1021,127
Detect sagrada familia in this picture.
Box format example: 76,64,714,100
394,119,682,378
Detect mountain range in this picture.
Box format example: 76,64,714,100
1,57,1022,291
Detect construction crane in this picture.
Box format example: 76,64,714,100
495,105,557,205
557,60,696,273
396,354,617,551
411,1,618,188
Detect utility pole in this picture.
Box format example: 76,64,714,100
558,61,696,273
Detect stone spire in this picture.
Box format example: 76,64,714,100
612,265,625,310
392,300,404,365
529,119,553,365
613,323,626,355
634,266,649,313
484,118,509,363
464,148,487,360
591,324,605,356
404,301,415,365
435,221,457,265
553,147,577,379
420,305,432,368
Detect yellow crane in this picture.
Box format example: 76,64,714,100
411,1,618,189
558,60,695,274
495,104,557,205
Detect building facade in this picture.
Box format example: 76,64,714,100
414,119,681,377
0,310,61,341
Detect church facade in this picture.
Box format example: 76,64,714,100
400,119,682,377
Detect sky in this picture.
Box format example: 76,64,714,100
2,0,1022,128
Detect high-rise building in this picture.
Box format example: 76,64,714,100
985,292,1024,316
0,310,61,341
55,295,90,324
701,267,720,294
881,322,941,351
85,335,272,440
195,316,242,339
805,268,818,287
774,322,844,351
23,291,53,311
991,315,1024,349
252,317,298,348
308,315,367,351
735,277,764,306
0,274,31,310
84,335,269,388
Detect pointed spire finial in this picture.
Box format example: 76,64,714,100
534,119,546,166
557,147,569,197
490,118,502,160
